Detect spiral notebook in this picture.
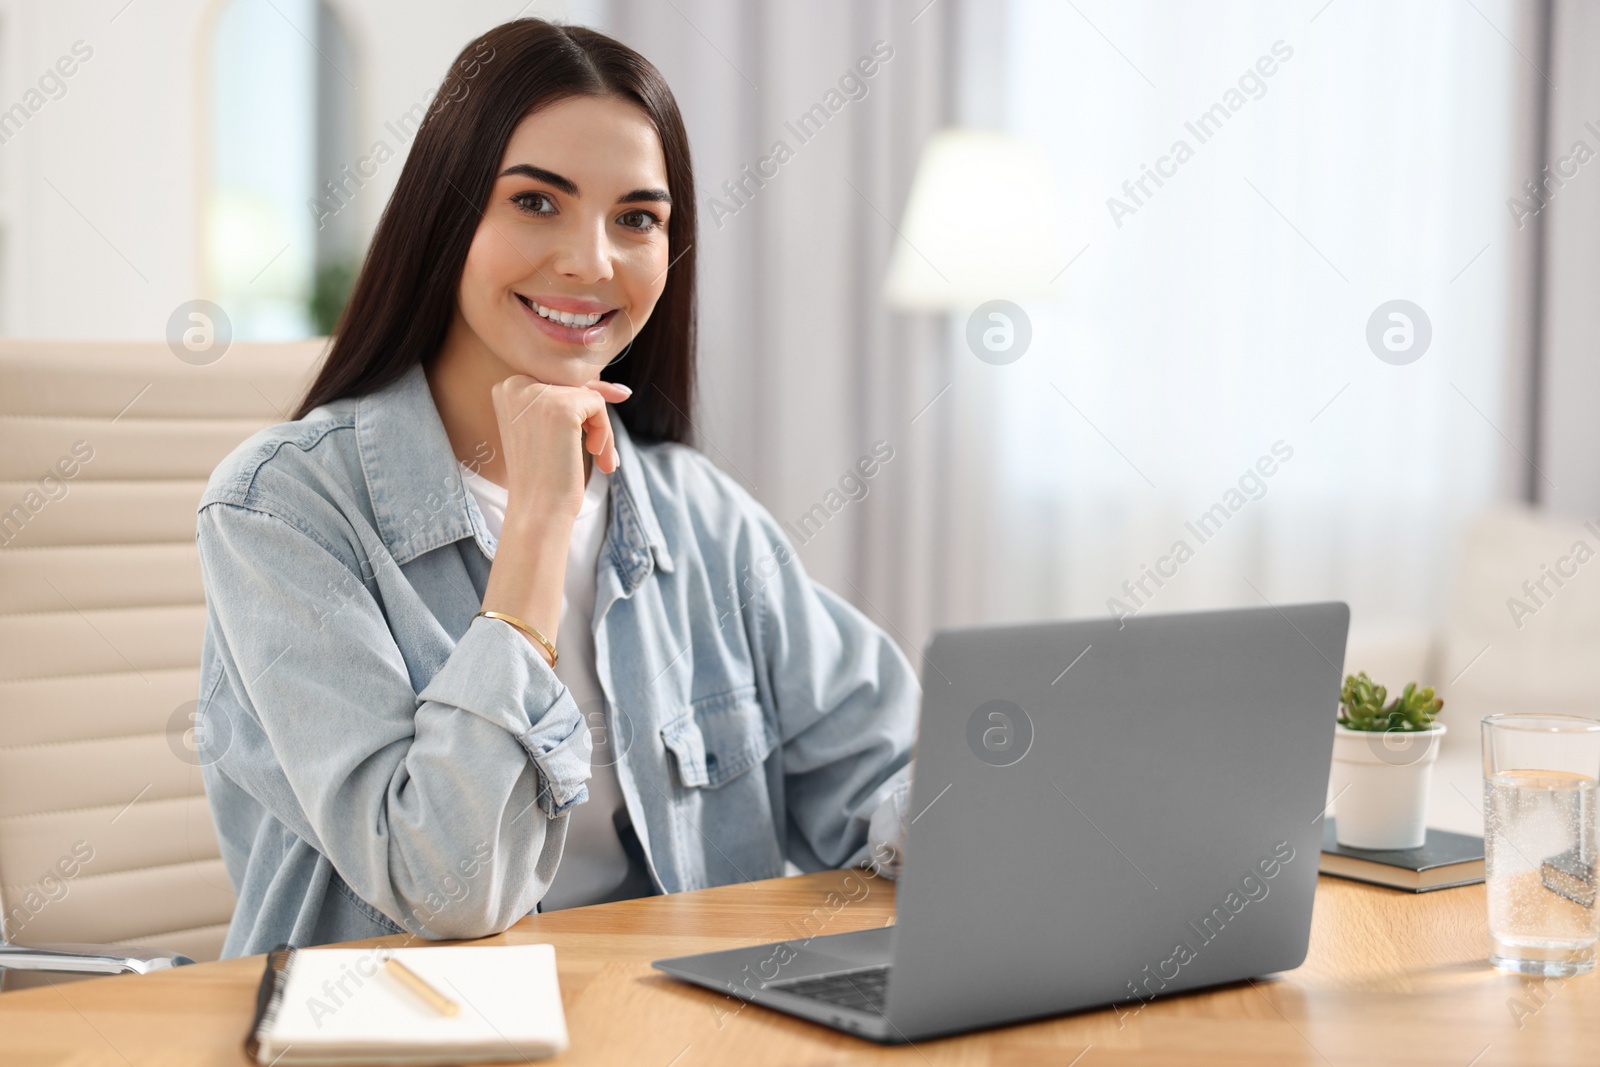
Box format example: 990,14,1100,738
246,944,568,1065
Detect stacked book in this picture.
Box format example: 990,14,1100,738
1318,820,1484,893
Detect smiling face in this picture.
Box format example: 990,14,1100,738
448,94,672,386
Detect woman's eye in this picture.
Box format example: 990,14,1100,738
511,191,555,215
618,209,662,232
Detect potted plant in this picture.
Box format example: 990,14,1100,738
1329,672,1446,850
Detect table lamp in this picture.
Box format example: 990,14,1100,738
883,128,1065,312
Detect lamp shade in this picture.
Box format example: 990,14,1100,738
883,128,1066,311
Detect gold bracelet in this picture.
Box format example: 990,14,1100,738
476,610,558,668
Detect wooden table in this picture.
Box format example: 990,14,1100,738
1,869,1593,1065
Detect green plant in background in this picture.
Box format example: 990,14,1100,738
1338,672,1443,732
310,260,357,336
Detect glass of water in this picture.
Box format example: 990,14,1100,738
1482,714,1600,976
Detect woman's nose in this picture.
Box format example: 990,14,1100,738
548,215,614,284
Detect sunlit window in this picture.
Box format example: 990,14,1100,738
206,0,357,339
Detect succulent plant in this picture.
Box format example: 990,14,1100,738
1338,672,1443,732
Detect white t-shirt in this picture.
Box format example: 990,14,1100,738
460,460,653,911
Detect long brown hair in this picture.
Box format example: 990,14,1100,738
292,18,697,444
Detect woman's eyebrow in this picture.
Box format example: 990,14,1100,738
499,163,578,195
618,188,672,205
498,163,670,206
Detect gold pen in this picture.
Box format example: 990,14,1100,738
380,950,460,1017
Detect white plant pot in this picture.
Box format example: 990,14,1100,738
1328,723,1446,850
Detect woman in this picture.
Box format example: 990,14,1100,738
196,18,916,958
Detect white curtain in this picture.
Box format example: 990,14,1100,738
968,0,1526,638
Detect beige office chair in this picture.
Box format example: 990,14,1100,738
0,338,323,985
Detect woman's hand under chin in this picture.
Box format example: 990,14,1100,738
489,373,632,524
477,372,631,655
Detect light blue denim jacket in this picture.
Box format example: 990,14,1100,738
195,364,916,958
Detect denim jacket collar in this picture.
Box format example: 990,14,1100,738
354,362,674,585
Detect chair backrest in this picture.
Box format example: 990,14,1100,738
1439,505,1600,724
0,339,323,963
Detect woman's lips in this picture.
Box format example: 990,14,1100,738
517,294,616,345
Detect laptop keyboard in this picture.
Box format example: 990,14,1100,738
769,966,891,1013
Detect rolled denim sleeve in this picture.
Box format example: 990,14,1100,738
197,500,589,939
417,616,591,816
746,514,918,877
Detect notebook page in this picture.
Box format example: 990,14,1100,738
263,945,566,1059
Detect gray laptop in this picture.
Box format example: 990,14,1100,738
654,602,1350,1043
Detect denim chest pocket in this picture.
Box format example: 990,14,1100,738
660,686,776,789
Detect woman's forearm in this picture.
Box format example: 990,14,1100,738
480,509,574,651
